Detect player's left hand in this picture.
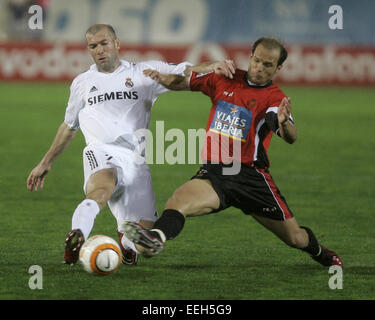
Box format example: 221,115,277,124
278,97,292,124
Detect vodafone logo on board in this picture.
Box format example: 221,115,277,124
0,42,374,85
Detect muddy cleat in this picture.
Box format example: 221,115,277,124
117,232,138,266
312,246,343,267
120,221,164,255
64,229,85,266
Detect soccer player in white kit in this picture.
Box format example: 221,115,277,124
26,24,195,266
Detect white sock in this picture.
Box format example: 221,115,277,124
120,234,139,253
71,199,100,240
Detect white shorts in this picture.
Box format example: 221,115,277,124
82,143,157,230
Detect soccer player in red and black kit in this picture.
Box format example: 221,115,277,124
121,37,343,267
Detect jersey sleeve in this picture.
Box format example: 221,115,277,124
189,71,217,97
64,76,85,130
151,60,192,76
265,91,294,137
142,60,192,96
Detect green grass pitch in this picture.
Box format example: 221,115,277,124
0,82,374,300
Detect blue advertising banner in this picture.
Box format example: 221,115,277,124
202,0,375,45
6,0,371,45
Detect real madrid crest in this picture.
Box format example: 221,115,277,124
125,77,134,88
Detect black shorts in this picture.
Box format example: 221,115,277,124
192,163,294,221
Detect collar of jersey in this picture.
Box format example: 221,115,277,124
244,73,273,88
90,60,130,74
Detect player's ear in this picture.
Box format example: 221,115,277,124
115,38,120,50
277,64,282,71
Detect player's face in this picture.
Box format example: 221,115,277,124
86,29,120,73
248,45,281,85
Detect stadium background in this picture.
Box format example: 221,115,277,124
0,0,374,302
1,0,375,85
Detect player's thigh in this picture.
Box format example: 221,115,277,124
165,179,220,217
251,215,307,248
85,168,117,207
82,144,119,206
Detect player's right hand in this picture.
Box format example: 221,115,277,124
27,164,50,191
143,69,188,90
213,60,236,79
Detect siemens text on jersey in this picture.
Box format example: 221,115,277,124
88,91,139,105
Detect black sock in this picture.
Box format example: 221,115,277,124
153,209,185,241
300,226,321,256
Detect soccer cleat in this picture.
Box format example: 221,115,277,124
122,248,138,266
117,232,138,266
312,246,343,267
64,229,85,266
120,221,164,255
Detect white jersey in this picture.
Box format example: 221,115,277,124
64,60,190,147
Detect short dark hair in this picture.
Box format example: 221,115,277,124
251,37,288,67
85,24,117,40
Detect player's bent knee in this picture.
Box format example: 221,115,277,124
86,188,112,210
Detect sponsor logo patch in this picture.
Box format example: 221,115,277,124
209,100,252,142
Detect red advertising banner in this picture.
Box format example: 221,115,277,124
1,42,375,85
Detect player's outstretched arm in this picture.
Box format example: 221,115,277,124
278,97,297,144
143,60,236,91
143,69,189,90
185,60,236,79
27,122,77,191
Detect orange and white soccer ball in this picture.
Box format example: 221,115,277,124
79,235,122,275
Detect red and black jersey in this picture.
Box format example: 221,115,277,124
189,69,293,169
